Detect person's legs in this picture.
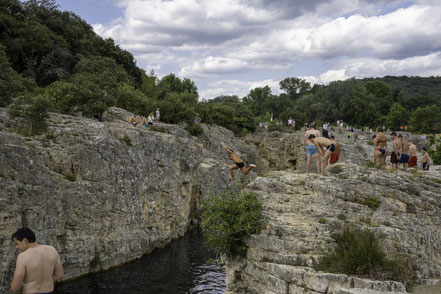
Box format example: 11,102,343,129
241,164,256,175
374,150,382,166
314,154,321,173
306,155,312,173
228,164,238,180
322,150,332,173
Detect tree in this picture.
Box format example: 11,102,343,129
243,86,274,117
385,103,408,131
279,77,311,100
409,105,441,133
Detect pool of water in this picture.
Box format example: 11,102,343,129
55,229,226,294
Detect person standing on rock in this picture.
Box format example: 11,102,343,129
304,126,321,173
148,112,155,128
373,127,387,166
390,132,402,170
408,142,418,167
308,134,334,173
221,142,256,182
155,108,160,122
422,147,431,170
10,227,64,294
398,135,410,169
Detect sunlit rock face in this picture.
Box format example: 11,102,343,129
0,107,264,289
225,162,441,294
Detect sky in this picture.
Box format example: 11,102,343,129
56,0,441,100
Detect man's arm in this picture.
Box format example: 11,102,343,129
10,255,25,292
315,141,324,156
221,142,232,154
52,255,64,281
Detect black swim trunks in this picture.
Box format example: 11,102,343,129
235,162,245,168
376,148,386,155
326,144,335,152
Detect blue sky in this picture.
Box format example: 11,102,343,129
55,0,441,100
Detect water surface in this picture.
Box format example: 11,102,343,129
55,229,225,294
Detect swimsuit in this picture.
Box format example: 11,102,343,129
390,152,399,164
408,156,417,167
375,148,386,155
326,144,335,152
306,145,318,155
330,153,339,164
235,162,245,169
422,162,430,170
400,154,410,163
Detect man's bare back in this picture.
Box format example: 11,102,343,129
304,129,320,146
409,143,417,157
18,245,62,293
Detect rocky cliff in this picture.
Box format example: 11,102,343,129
0,107,267,292
225,163,441,294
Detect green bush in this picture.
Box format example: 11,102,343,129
239,127,248,137
428,144,441,165
186,122,204,137
201,191,266,258
8,95,50,135
359,196,380,210
315,226,412,282
121,135,132,146
268,123,285,132
150,126,169,134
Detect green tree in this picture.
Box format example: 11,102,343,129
409,105,441,133
279,77,311,100
385,103,408,130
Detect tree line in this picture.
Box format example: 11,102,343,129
1,0,441,136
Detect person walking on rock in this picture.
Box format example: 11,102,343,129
10,227,64,293
308,134,334,174
155,108,160,122
373,127,387,166
304,126,321,173
221,142,256,182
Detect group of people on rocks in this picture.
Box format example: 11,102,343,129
374,127,431,170
128,108,159,129
304,125,341,174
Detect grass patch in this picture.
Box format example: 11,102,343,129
45,132,56,141
121,135,132,146
367,140,374,145
299,180,305,185
359,196,380,210
314,226,412,282
89,251,103,269
151,126,169,134
26,143,36,149
431,178,441,184
337,213,346,221
364,161,385,170
64,173,76,182
201,191,266,258
318,217,327,224
0,172,5,178
186,122,204,137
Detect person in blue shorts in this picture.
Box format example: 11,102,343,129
304,126,321,173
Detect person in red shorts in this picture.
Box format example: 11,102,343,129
408,142,417,167
329,135,341,164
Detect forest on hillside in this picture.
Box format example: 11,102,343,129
1,0,441,136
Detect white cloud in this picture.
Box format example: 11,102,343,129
90,0,441,98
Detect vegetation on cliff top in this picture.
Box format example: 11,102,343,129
1,0,441,135
315,226,412,283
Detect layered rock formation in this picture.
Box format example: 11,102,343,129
225,163,441,294
0,107,265,291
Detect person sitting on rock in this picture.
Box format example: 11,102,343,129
147,112,155,128
195,113,201,125
422,147,431,170
128,113,139,127
329,135,341,165
141,115,148,129
308,134,333,174
390,132,402,170
408,142,417,167
398,135,410,169
373,127,387,166
221,142,256,182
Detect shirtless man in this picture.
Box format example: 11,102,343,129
329,135,341,165
408,142,417,168
398,135,410,169
10,227,64,293
304,127,321,173
390,132,402,170
128,113,139,126
221,142,256,182
308,134,334,174
422,147,431,170
373,127,387,166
